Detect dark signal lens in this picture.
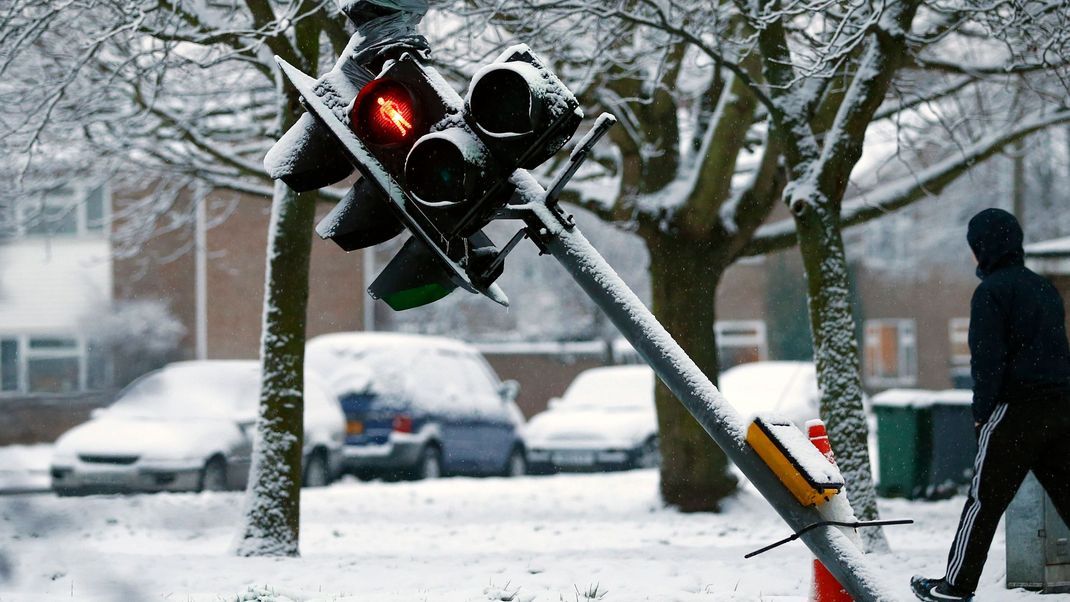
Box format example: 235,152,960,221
468,68,533,136
405,137,467,206
351,79,417,146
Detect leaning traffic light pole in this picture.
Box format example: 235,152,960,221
263,6,895,600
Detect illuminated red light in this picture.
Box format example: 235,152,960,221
376,96,412,136
352,79,417,146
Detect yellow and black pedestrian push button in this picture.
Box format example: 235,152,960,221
746,416,844,507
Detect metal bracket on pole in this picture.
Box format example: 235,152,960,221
496,113,897,602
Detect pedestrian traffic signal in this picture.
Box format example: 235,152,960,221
465,45,583,170
351,78,417,146
268,32,583,310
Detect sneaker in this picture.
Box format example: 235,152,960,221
910,575,973,601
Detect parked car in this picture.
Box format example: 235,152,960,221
525,361,819,474
718,361,819,426
50,360,345,495
305,332,525,480
526,365,659,473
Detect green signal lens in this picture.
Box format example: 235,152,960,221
381,283,452,311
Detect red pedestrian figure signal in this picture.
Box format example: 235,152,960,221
377,96,411,136
351,79,417,146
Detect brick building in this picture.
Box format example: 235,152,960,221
112,190,368,368
0,186,367,443
0,179,1043,441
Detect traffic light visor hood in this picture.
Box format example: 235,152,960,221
464,44,582,170
405,128,489,206
351,78,418,146
467,63,543,137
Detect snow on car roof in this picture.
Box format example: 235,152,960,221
109,360,338,421
718,361,818,425
561,365,654,408
110,360,260,419
306,331,479,390
306,332,501,417
308,331,474,354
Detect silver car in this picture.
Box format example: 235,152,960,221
50,360,345,495
526,365,659,472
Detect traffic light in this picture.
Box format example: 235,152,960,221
267,28,583,311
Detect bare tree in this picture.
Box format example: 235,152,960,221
0,0,357,555
443,0,1070,535
6,0,1070,550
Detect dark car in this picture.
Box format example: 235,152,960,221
306,332,525,480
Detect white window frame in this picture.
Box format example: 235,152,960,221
0,334,109,396
14,183,110,239
864,318,918,387
948,317,971,382
949,318,970,366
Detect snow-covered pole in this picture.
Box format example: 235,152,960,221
511,172,893,601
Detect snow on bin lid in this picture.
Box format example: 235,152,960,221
1025,236,1070,256
1025,236,1070,275
929,389,973,406
870,388,936,408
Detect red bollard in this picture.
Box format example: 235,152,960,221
806,419,853,602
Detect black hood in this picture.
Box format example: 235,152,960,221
967,208,1025,279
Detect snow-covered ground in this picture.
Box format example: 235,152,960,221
0,444,51,492
0,466,1044,602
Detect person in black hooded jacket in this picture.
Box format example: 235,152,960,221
912,208,1070,602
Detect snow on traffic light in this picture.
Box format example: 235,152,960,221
267,36,582,311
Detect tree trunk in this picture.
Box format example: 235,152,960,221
793,202,889,553
1012,140,1026,225
646,232,737,511
233,176,316,556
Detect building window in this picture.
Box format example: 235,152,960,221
27,337,80,393
716,320,768,372
864,319,918,386
949,318,972,388
17,185,109,238
863,214,911,269
0,335,109,395
0,339,17,392
84,186,106,233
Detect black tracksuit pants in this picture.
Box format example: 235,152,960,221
944,396,1070,593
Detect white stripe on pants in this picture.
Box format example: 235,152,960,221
946,403,1009,585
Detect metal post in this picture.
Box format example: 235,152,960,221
515,186,895,601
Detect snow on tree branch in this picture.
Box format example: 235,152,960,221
742,107,1070,256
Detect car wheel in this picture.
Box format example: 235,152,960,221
504,447,526,477
634,437,660,469
200,457,228,492
415,445,442,480
303,451,330,488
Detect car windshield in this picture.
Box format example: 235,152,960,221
559,367,654,411
108,363,259,420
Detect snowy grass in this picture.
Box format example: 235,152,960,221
0,469,1040,601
